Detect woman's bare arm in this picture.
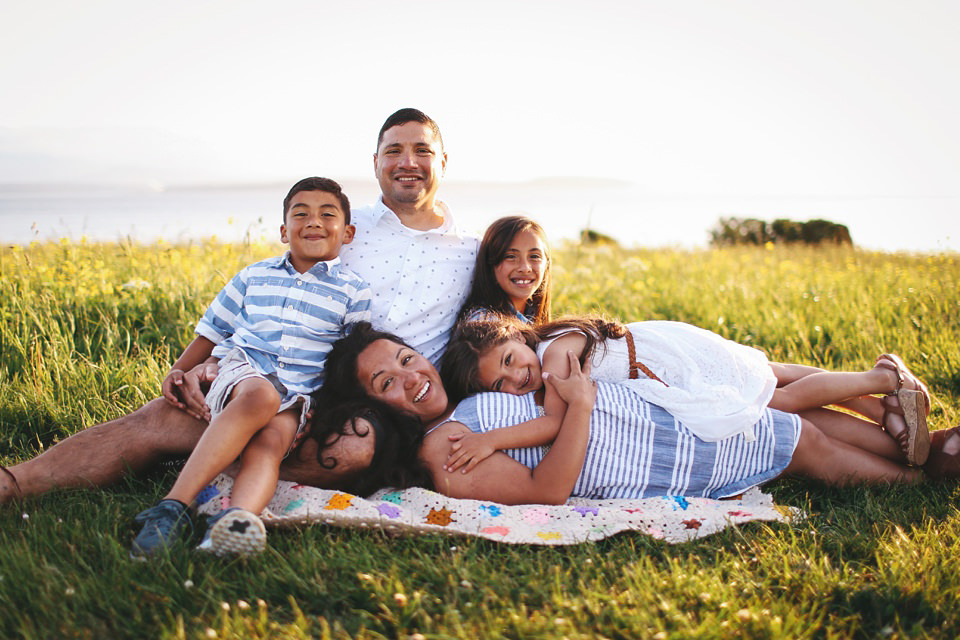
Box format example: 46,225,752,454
426,352,596,505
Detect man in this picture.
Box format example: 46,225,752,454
0,109,478,504
340,108,477,365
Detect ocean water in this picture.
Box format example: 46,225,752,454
1,180,957,253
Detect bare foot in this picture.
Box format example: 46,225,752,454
875,355,931,465
880,392,930,465
880,394,909,446
871,360,902,394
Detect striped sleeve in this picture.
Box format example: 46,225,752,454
195,269,248,344
343,279,372,325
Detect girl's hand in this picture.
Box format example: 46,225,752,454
542,350,596,409
444,433,497,474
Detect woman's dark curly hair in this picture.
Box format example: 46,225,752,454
308,395,434,495
311,322,436,494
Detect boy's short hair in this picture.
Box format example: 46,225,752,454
376,108,444,153
283,177,351,224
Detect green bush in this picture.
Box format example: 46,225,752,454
710,217,853,247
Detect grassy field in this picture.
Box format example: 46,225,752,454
1,239,959,639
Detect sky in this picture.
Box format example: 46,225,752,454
1,1,958,221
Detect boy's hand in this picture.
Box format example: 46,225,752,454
162,362,218,422
542,351,596,409
161,369,185,406
161,369,194,413
444,433,496,474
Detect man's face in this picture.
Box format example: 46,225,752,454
373,122,447,210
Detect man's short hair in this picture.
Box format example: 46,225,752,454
376,108,444,153
283,177,351,224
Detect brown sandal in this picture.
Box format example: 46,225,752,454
879,391,931,466
1,464,22,501
876,353,932,412
923,427,960,479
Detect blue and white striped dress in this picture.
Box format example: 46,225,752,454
449,381,801,500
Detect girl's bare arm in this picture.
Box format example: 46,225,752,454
428,352,597,504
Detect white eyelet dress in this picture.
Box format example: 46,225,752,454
538,321,778,442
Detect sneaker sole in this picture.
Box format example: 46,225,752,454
208,509,267,556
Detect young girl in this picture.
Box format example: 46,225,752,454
455,216,551,325
440,317,932,470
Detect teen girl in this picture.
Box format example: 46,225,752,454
455,215,551,326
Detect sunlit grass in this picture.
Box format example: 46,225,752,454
1,239,959,638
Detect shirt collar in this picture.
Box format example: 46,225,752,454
373,196,454,233
280,251,342,277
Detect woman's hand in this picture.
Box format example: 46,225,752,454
542,350,596,410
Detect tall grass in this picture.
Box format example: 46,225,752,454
1,240,959,638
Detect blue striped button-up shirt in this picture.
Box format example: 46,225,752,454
196,252,371,401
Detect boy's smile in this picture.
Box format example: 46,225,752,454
281,190,355,273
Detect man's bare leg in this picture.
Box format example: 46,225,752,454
1,398,206,504
2,400,373,504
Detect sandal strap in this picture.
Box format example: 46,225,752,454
880,394,905,416
1,464,22,500
876,357,904,395
923,427,960,479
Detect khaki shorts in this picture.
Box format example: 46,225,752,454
205,348,312,455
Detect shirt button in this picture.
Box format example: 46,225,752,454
278,362,285,368
297,280,303,286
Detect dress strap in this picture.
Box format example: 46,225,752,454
625,331,668,386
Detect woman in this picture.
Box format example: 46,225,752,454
321,323,951,505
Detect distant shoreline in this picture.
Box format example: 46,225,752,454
2,183,956,253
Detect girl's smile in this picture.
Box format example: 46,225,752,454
494,230,547,313
476,337,544,395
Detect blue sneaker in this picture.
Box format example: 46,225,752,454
196,507,266,556
131,499,192,558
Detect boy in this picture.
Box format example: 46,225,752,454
131,177,370,557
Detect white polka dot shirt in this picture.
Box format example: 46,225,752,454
340,198,479,364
